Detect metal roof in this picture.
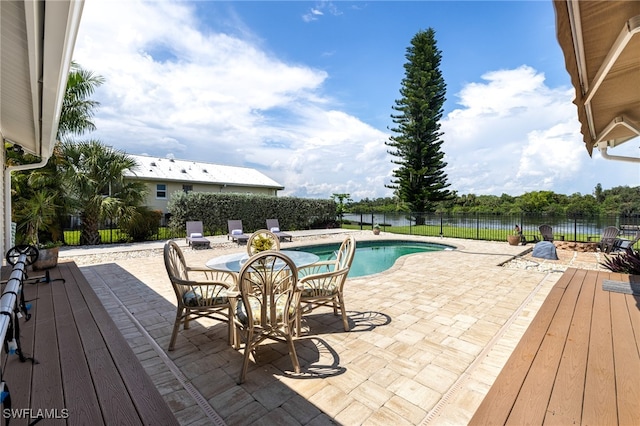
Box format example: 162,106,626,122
124,154,284,190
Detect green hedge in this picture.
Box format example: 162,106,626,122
167,192,337,235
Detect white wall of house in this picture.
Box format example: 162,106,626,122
134,179,279,214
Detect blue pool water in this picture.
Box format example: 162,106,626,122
291,240,454,277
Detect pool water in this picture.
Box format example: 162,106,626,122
292,240,453,277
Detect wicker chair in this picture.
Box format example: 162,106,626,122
231,251,302,384
296,235,356,335
246,229,281,256
163,241,235,351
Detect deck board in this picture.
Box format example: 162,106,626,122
470,268,640,426
0,261,177,425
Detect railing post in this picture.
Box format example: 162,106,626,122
440,212,443,237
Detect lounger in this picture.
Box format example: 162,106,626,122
227,220,250,244
185,221,210,248
266,219,293,242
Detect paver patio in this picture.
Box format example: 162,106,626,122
66,231,607,425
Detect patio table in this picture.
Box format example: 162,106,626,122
205,250,319,273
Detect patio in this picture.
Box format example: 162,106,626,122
62,231,569,425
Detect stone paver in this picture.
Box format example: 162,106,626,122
72,231,606,425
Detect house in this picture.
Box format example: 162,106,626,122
124,154,284,214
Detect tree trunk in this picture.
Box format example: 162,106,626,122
80,214,102,245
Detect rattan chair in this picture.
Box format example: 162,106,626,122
231,251,302,384
296,235,356,335
246,229,281,256
163,241,235,350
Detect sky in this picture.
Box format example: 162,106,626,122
72,0,640,201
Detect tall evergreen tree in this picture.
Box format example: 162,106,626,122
386,29,451,222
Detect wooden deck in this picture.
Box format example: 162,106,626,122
470,268,640,425
0,261,178,425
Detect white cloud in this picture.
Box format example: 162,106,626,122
74,0,393,200
74,1,638,202
442,66,605,195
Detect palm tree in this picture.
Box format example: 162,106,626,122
57,61,105,140
60,140,147,245
11,62,105,245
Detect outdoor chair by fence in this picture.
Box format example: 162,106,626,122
599,226,620,253
230,251,302,384
539,224,554,242
163,241,235,351
185,221,210,248
296,235,356,335
247,229,280,256
227,220,250,244
612,230,639,252
266,219,293,242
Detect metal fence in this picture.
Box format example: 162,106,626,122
60,212,640,246
343,212,640,243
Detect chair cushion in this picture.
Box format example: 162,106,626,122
270,227,280,233
183,289,228,307
235,297,294,326
231,229,243,235
189,232,203,238
301,281,338,297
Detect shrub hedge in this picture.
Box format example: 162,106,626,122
167,192,337,235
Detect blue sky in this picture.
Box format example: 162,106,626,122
73,0,639,200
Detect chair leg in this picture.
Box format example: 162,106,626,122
337,293,349,331
285,334,300,374
296,308,302,336
184,308,191,329
238,331,253,384
168,309,184,351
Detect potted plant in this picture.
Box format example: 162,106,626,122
507,225,522,246
14,189,62,269
373,224,381,235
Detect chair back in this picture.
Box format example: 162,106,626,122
266,219,280,231
237,251,299,330
186,221,204,236
247,229,281,256
539,225,553,241
335,235,356,270
164,241,190,299
601,226,620,239
228,220,244,233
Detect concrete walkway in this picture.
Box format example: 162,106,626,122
70,231,564,425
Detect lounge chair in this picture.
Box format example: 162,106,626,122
227,220,250,244
598,226,620,253
185,221,210,248
539,224,554,242
266,219,293,242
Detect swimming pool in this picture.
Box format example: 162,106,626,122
291,239,454,277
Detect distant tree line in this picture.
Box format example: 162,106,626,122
347,184,640,216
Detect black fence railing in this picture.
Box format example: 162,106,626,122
59,212,640,247
343,212,640,243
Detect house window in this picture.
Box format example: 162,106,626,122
182,184,193,193
156,184,167,199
